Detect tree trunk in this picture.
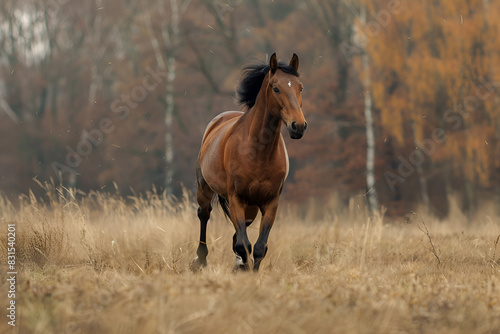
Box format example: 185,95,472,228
88,0,103,108
360,6,379,212
411,121,430,212
163,0,179,196
165,54,175,196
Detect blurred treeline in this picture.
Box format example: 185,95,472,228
0,0,499,217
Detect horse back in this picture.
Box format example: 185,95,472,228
201,111,243,144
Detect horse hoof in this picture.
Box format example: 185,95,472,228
233,263,249,272
232,255,251,272
189,257,207,272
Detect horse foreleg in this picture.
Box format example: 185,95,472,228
253,199,279,272
229,195,252,271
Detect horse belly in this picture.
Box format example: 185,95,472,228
200,140,226,195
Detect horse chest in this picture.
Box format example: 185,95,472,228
234,167,286,204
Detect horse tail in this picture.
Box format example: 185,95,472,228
217,195,231,220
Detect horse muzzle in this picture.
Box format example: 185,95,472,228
287,121,307,139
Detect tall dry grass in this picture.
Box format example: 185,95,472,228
1,183,499,334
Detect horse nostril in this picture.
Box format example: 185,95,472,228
304,122,308,130
291,122,297,131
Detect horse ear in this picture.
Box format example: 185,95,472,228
289,53,299,71
269,53,278,74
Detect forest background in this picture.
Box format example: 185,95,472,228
1,0,499,218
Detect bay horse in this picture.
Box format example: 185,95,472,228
192,53,307,271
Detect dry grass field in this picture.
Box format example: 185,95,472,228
1,184,500,334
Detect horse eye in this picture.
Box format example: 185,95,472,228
273,87,280,93
300,86,304,92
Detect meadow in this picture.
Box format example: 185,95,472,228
1,184,499,334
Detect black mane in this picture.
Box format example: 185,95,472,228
236,62,299,108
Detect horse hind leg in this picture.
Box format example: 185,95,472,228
190,173,214,272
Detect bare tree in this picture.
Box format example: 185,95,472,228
305,0,379,211
144,0,191,196
359,4,379,212
304,0,353,103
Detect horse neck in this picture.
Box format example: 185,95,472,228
241,79,282,160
